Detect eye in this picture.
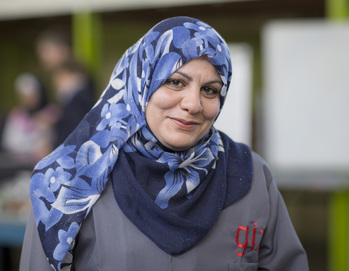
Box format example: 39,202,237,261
164,78,185,89
201,86,220,98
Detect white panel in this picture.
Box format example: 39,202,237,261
262,20,349,174
215,43,253,146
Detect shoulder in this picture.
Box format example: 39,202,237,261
7,108,27,119
250,151,274,190
217,131,254,206
218,131,252,174
218,131,251,157
218,130,274,190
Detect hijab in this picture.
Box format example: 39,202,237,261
30,16,252,271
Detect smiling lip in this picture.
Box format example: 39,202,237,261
171,117,200,130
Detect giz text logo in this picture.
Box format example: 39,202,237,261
235,222,264,257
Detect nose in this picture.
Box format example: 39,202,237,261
179,86,202,114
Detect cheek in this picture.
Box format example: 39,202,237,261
148,89,178,110
145,90,174,122
203,100,221,120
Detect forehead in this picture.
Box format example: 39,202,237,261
173,57,221,80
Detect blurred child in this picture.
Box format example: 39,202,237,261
1,73,58,164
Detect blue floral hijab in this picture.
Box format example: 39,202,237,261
30,16,252,270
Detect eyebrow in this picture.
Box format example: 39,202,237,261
175,71,193,81
174,71,223,86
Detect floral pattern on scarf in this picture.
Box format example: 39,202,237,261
30,16,232,270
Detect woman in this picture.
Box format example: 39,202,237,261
20,17,308,271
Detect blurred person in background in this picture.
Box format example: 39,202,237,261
51,60,95,147
36,26,73,72
1,73,58,165
36,27,96,147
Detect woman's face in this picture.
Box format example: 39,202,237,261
146,57,222,151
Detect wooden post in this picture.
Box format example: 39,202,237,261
326,0,349,19
328,191,349,271
326,1,349,270
72,12,102,76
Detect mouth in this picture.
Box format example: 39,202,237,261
170,117,200,130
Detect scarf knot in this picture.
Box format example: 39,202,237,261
124,126,220,209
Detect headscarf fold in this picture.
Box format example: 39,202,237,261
30,16,236,270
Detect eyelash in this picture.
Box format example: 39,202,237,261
164,79,220,97
201,86,219,97
165,79,184,88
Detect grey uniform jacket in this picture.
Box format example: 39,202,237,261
20,152,309,271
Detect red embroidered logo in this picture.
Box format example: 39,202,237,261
235,222,264,257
